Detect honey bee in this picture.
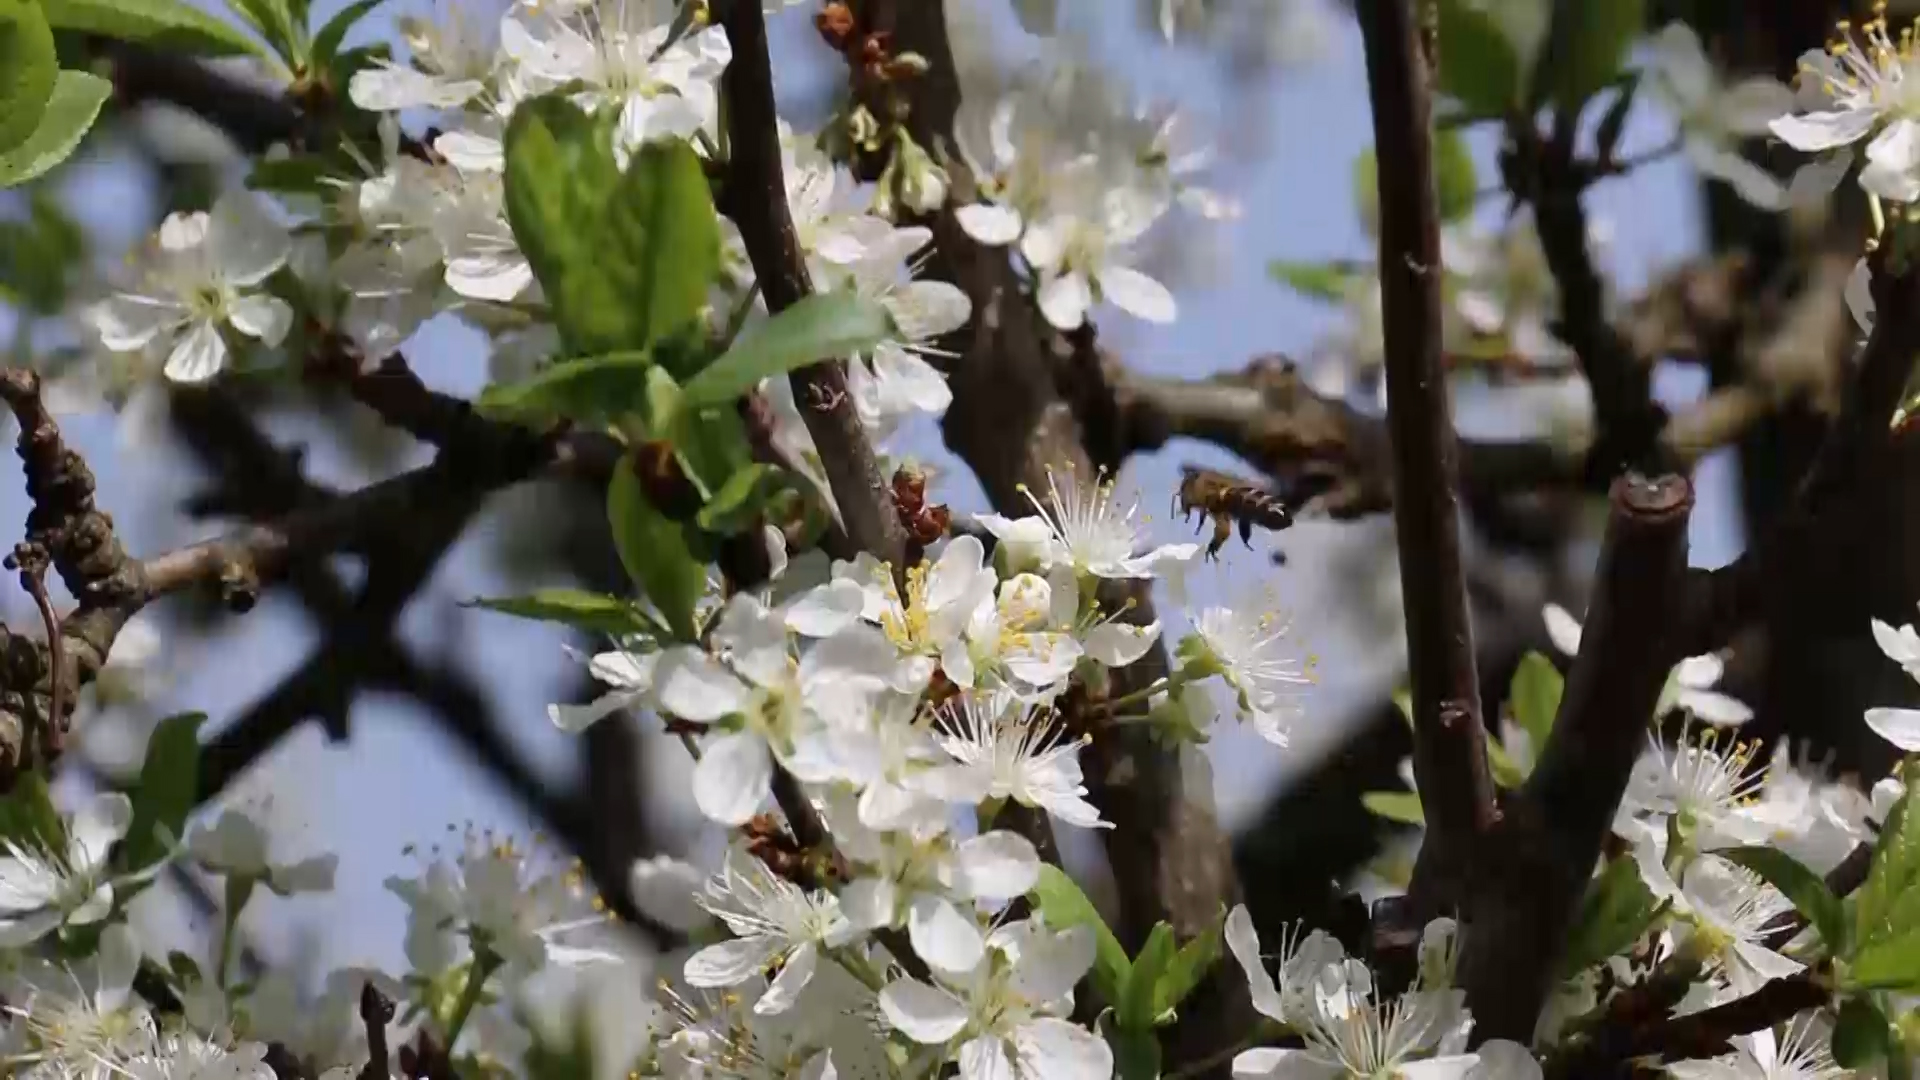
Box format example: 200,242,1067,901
1175,467,1296,561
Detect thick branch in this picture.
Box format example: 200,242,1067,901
716,0,909,571
1357,0,1496,903
1458,474,1694,1044
1681,256,1920,656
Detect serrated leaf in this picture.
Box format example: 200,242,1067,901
1854,764,1920,953
1550,0,1643,109
1363,790,1426,826
1120,922,1176,1031
1153,914,1223,1020
1267,260,1357,302
312,0,381,71
1030,864,1130,1010
0,0,57,157
1561,855,1658,976
681,293,895,409
609,458,705,641
1720,846,1845,955
0,70,110,188
1434,127,1477,223
1508,651,1564,750
464,590,651,637
1834,995,1892,1067
504,97,719,357
474,352,654,425
121,713,205,875
43,0,264,56
1849,928,1920,990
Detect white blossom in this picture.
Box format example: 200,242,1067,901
1184,605,1313,747
1643,24,1794,209
1668,1013,1844,1080
921,694,1108,829
977,468,1197,581
187,807,337,895
89,193,292,383
548,643,658,733
0,791,139,946
1770,11,1920,202
1544,604,1752,725
0,923,154,1079
1224,903,1349,1028
879,918,1113,1080
684,850,852,1015
347,2,496,112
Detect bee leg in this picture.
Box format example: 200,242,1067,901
1239,516,1255,549
1209,515,1231,560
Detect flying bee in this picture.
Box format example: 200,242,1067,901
1175,467,1296,561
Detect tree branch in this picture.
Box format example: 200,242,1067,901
715,0,909,572
1681,254,1920,656
1458,474,1694,1044
1357,0,1497,909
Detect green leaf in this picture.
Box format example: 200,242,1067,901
1154,914,1224,1020
1560,855,1658,976
0,772,63,852
1834,995,1893,1068
474,352,654,425
504,97,719,356
464,590,652,637
1354,148,1380,237
0,0,57,156
1720,846,1846,955
245,156,335,196
227,0,300,61
311,0,381,71
1508,651,1564,750
1434,127,1477,224
608,458,705,641
43,0,264,56
681,293,895,409
0,71,111,188
697,464,790,535
1109,1021,1162,1080
1392,688,1414,727
121,712,206,875
1030,865,1130,1010
1549,0,1643,110
1120,922,1176,1031
0,192,87,313
1267,260,1358,302
166,949,203,985
1850,928,1920,990
1363,790,1426,826
1433,0,1528,117
1854,765,1920,953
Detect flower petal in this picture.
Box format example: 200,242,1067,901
1769,106,1878,152
1866,707,1920,751
754,940,817,1014
960,1034,1017,1080
684,934,780,987
1542,602,1583,656
654,648,749,722
956,203,1023,246
948,831,1040,900
164,320,230,384
71,792,133,872
909,895,986,976
879,977,971,1043
1226,904,1287,1022
1083,621,1161,667
1099,265,1177,323
692,732,773,825
1011,1018,1113,1080
228,294,293,346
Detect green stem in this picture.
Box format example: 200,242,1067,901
444,946,501,1049
216,875,256,990
1094,678,1172,716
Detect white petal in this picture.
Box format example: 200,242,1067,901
1731,938,1803,981
1037,272,1091,331
91,295,182,351
1233,1048,1341,1080
348,65,483,111
949,831,1040,900
1676,689,1754,727
785,579,867,638
164,320,229,384
684,934,780,986
1011,1018,1113,1080
1872,618,1920,666
1769,106,1879,152
1019,216,1070,270
1099,265,1177,323
909,895,986,975
227,294,292,346
446,253,534,302
956,203,1024,246
434,128,504,173
887,280,973,340
1866,707,1920,751
1226,904,1286,1022
692,732,773,825
547,689,638,733
1718,78,1798,136
654,648,749,722
1468,1040,1542,1080
268,855,337,894
1542,602,1583,656
1010,924,1095,1004
1674,654,1725,689
629,855,709,932
1848,256,1876,336
879,978,971,1043
68,883,114,925
1399,1055,1485,1080
590,650,657,690
960,1035,1017,1080
755,940,818,1014
1083,621,1161,667
208,192,291,285
70,793,132,872
1865,118,1920,202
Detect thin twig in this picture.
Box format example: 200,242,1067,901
11,545,62,752
1356,0,1497,909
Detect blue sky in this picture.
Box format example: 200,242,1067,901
0,0,1736,976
